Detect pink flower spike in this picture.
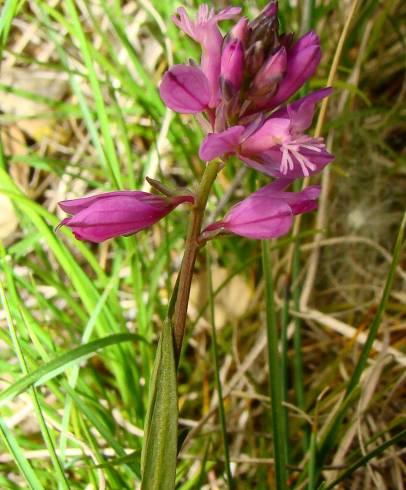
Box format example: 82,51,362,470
203,180,320,240
159,64,210,113
199,125,245,161
58,191,194,243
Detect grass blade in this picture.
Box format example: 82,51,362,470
0,333,145,408
261,240,288,489
0,415,44,490
206,247,234,488
323,428,406,490
63,0,123,189
0,281,71,489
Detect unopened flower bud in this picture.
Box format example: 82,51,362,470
220,18,248,94
203,178,320,240
252,46,287,96
249,1,278,31
58,191,194,243
219,77,236,101
230,16,249,44
248,1,280,55
220,41,244,95
245,41,265,77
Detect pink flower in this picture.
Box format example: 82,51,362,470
58,191,194,243
199,88,333,178
203,179,320,240
172,5,241,108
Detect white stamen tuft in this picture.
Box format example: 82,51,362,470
279,135,325,176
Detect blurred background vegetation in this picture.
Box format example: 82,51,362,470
0,0,405,488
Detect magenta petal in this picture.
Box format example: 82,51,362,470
253,181,320,214
276,88,332,118
199,126,245,161
253,178,294,194
159,64,210,113
58,192,193,243
240,141,334,179
213,6,242,21
273,88,333,131
254,32,321,112
281,146,334,177
262,1,278,18
241,118,290,154
220,18,248,93
59,191,147,214
239,154,282,177
221,197,293,239
282,186,320,214
272,32,321,106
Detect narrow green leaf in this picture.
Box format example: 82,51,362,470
0,415,44,490
261,240,288,490
0,333,144,407
141,319,178,490
0,0,22,49
206,247,233,488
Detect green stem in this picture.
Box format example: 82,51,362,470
292,237,309,451
171,160,221,364
261,241,288,490
300,0,315,35
206,247,234,489
280,283,290,464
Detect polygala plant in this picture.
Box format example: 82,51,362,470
58,2,333,488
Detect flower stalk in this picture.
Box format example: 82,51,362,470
171,159,221,362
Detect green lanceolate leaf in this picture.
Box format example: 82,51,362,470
141,319,178,490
